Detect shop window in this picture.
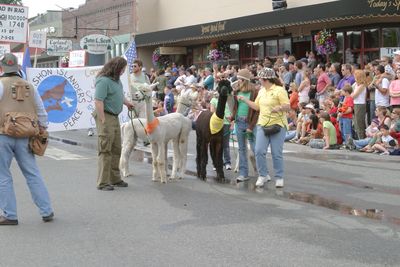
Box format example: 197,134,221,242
364,29,379,48
265,40,277,57
228,44,239,66
278,38,291,55
347,31,361,50
383,28,400,47
242,41,264,65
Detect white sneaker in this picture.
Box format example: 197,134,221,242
88,129,94,136
213,167,216,171
255,175,271,187
225,164,232,170
236,175,249,182
275,179,284,188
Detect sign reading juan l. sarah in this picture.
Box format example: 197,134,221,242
80,34,113,54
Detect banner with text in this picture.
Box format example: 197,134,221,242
27,66,131,132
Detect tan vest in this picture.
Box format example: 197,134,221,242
0,76,37,134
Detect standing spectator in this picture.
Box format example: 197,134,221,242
393,51,400,70
283,50,291,63
337,63,355,90
238,68,290,188
94,57,134,191
231,69,259,182
202,67,214,90
329,63,342,87
0,53,54,225
154,70,167,101
316,63,332,108
389,69,400,108
163,86,174,114
374,65,390,108
298,68,311,104
294,60,303,87
338,85,354,145
379,56,396,80
352,69,367,139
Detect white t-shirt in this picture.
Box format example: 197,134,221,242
375,78,390,107
352,82,367,104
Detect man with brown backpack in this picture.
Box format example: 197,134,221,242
0,53,54,225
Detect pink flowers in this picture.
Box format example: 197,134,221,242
314,29,337,56
207,49,223,62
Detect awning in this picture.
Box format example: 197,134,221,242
135,0,400,47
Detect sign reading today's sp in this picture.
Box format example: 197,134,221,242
80,34,113,55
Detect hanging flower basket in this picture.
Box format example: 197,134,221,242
60,55,69,67
314,29,337,56
152,48,170,68
206,41,231,63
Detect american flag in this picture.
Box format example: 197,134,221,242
124,39,137,73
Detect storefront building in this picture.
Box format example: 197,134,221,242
135,0,400,69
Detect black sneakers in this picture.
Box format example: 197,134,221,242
42,212,54,222
112,181,128,187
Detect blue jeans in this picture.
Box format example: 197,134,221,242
339,117,352,143
354,137,371,149
223,124,231,165
235,117,256,177
255,125,286,179
285,130,297,141
0,135,53,220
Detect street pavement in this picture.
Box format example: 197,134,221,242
49,128,400,224
1,128,399,266
1,140,400,267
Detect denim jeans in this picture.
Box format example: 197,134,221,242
235,117,256,177
0,135,53,220
354,137,371,149
339,117,352,143
223,124,231,165
368,100,376,125
285,130,297,141
255,125,286,179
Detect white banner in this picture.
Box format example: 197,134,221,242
0,4,28,43
0,44,10,56
27,66,131,132
29,30,47,49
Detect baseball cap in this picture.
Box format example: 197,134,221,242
305,104,315,110
0,53,19,73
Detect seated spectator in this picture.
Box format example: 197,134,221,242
351,118,380,150
291,103,314,142
371,125,398,155
390,108,400,143
298,114,323,145
289,82,299,111
285,109,298,141
309,112,338,149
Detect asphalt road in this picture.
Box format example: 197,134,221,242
1,140,399,267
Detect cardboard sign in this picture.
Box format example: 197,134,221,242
0,43,10,56
0,4,28,43
69,50,87,67
29,30,47,49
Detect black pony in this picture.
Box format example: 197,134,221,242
195,79,232,181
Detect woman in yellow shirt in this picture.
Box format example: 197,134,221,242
238,67,290,188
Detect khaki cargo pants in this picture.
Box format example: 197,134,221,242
94,112,123,187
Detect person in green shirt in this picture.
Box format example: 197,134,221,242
320,112,338,149
94,57,134,191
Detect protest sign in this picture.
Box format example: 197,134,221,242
27,66,131,132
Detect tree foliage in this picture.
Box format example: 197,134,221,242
0,0,23,5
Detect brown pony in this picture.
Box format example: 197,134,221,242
195,79,232,181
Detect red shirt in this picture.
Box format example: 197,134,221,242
317,72,331,93
340,96,354,119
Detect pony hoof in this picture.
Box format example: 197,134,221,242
152,178,161,182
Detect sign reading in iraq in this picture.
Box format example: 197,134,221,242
80,34,113,54
47,39,73,56
0,4,28,43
